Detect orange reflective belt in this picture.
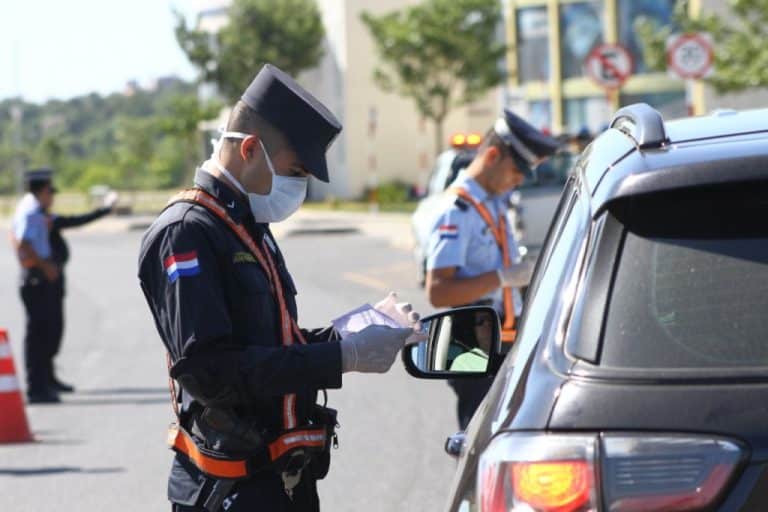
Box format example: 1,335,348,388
167,424,249,479
448,188,517,343
168,189,306,431
166,423,328,480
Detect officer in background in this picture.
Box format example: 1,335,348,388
425,110,559,429
11,169,60,403
138,64,417,512
45,189,119,393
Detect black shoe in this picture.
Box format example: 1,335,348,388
27,389,61,404
50,377,75,393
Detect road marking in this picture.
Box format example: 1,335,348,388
342,272,391,292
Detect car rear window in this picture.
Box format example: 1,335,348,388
600,182,768,369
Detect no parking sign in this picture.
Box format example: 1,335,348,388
584,43,634,90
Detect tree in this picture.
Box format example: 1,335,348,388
362,0,506,154
636,0,768,93
157,94,222,183
175,0,326,104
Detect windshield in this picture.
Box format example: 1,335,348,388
601,182,768,369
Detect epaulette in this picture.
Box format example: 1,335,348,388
453,197,469,211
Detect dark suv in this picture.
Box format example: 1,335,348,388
404,104,768,511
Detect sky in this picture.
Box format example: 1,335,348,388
0,0,226,103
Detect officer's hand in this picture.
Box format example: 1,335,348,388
374,292,422,330
497,261,535,288
41,261,60,282
339,325,413,373
103,191,119,211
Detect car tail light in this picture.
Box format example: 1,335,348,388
478,433,743,512
602,434,742,512
479,434,599,512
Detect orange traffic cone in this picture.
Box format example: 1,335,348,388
0,329,33,443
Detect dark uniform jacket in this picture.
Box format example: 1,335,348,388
138,169,342,506
49,207,111,293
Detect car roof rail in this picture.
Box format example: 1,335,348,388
609,103,668,149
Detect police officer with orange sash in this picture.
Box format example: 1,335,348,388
138,65,417,511
425,109,559,429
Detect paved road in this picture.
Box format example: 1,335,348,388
0,218,458,511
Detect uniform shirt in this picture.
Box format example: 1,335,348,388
12,193,51,260
138,169,342,505
426,173,523,316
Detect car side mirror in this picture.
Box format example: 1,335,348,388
402,306,500,379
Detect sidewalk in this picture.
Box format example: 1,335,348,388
0,209,416,251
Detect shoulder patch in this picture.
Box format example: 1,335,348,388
164,251,201,283
454,198,469,211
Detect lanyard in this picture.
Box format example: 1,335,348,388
169,188,305,429
448,187,518,343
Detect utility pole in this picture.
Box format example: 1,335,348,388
11,42,24,197
11,105,23,196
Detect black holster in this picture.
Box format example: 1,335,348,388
308,404,338,480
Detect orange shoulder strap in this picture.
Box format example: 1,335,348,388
447,187,518,343
168,189,304,428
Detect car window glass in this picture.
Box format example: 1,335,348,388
493,189,586,426
601,183,768,369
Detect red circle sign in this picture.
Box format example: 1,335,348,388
667,33,714,80
584,44,634,90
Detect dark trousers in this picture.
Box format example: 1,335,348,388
20,280,58,393
172,472,320,512
448,375,495,430
50,278,65,365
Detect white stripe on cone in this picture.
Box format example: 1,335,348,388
0,343,11,359
0,375,19,393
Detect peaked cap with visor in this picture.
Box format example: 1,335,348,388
241,64,342,183
493,109,560,178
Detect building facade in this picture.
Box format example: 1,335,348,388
503,0,768,135
503,0,687,135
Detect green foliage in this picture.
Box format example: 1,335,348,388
175,0,325,104
362,0,506,153
636,0,768,93
0,80,220,193
374,180,411,204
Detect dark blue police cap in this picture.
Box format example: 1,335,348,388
25,168,57,192
241,64,342,183
493,109,560,177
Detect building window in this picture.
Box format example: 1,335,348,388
620,92,687,120
619,0,677,74
560,1,604,80
528,100,552,132
517,7,550,83
563,97,611,135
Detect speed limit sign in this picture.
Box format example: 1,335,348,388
666,33,714,80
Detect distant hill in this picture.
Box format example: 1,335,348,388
0,79,220,193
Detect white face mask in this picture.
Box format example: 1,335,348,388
210,131,308,223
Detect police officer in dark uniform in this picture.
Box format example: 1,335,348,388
11,169,60,403
425,110,559,429
138,64,415,512
45,190,119,392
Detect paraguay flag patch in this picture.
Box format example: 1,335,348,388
439,224,459,240
164,251,200,283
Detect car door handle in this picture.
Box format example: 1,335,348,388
445,431,466,458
